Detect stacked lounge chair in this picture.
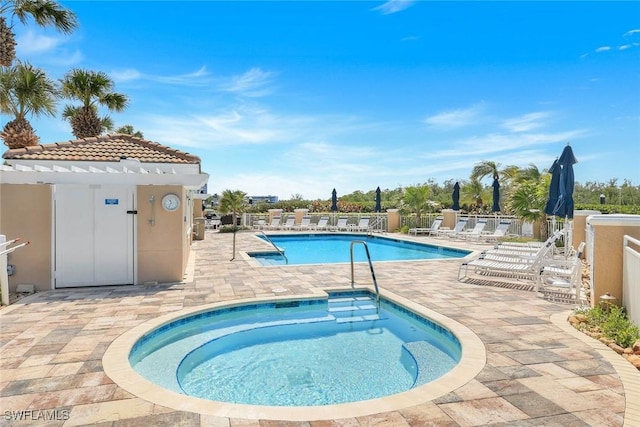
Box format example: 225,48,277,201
457,230,564,283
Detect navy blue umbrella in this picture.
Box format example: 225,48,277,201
544,158,561,216
375,187,381,212
452,182,461,211
491,178,500,213
553,144,578,219
331,188,338,212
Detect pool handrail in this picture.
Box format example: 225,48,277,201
349,240,380,311
257,231,288,265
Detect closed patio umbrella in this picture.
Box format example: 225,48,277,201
331,188,338,212
553,144,578,220
375,187,381,212
452,181,460,211
491,178,500,213
553,143,578,250
544,158,561,216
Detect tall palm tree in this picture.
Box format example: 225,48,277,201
0,61,57,148
461,178,486,212
60,68,129,138
0,0,77,67
218,189,247,261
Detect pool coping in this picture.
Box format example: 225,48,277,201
102,286,486,421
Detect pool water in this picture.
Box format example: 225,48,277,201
251,233,469,265
130,291,461,406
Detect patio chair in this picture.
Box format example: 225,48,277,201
310,216,330,231
409,216,443,236
349,217,370,232
266,216,281,230
538,242,586,303
280,217,296,230
485,230,565,258
295,216,312,231
252,219,266,230
331,217,349,231
437,218,468,238
457,234,558,283
478,220,518,243
455,219,488,240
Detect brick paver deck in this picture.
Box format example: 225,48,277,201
1,231,638,426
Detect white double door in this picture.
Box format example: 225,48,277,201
54,184,135,288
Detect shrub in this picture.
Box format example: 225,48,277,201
575,305,640,348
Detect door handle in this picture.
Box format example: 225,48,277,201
126,210,138,214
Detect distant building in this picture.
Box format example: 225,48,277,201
248,195,278,204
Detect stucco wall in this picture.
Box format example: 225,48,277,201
0,184,52,292
590,219,640,308
136,185,189,284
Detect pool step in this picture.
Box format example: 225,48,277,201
327,295,382,324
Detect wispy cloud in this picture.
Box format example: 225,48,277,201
371,0,415,15
16,30,60,54
109,66,213,87
595,46,612,53
424,103,485,130
401,35,420,42
501,111,552,132
219,68,278,97
624,29,640,37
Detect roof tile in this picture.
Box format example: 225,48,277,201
2,134,200,164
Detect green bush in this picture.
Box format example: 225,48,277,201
575,305,640,348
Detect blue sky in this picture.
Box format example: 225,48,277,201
8,1,640,200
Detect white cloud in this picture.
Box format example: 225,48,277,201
424,104,485,129
501,111,551,132
111,69,143,82
371,0,415,15
595,46,611,53
16,30,60,54
220,68,277,97
624,29,640,37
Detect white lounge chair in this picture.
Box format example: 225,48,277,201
266,217,281,230
295,216,312,231
457,234,559,282
479,220,518,243
409,217,443,236
349,217,370,232
437,218,468,238
455,219,487,240
331,217,349,231
280,217,296,230
252,219,266,230
310,216,329,231
538,242,586,303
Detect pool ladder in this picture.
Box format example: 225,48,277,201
257,231,288,265
350,240,380,311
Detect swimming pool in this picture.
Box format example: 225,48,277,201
130,290,460,406
103,288,486,421
250,233,470,265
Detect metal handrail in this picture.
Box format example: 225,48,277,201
257,231,288,265
350,240,380,311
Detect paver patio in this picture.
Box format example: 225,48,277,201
1,230,638,426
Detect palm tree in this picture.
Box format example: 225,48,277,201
461,179,486,212
403,185,430,228
0,61,57,148
60,69,129,138
218,189,247,260
115,124,143,138
506,173,551,240
0,0,77,67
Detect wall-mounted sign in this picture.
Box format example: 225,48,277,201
105,199,119,205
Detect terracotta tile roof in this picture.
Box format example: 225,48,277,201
2,134,201,164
